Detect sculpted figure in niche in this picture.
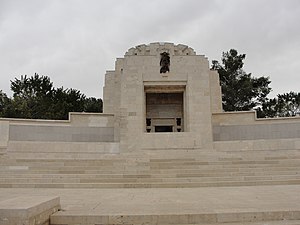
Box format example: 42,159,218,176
160,52,170,73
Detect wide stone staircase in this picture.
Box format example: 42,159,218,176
2,140,300,225
1,140,300,188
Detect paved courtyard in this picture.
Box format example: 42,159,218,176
1,185,300,216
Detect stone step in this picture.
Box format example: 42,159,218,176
7,152,121,159
6,152,300,163
1,169,299,178
126,222,300,225
219,155,300,161
51,218,300,225
4,152,300,161
1,174,300,184
214,139,300,152
2,158,300,167
8,141,118,151
1,163,299,172
8,141,300,156
217,153,300,160
42,185,300,224
8,143,211,153
2,179,300,188
3,160,300,168
2,145,300,190
49,206,300,224
2,185,299,225
1,166,300,176
1,157,254,163
1,164,300,174
0,196,60,225
50,215,300,225
189,222,300,225
8,148,300,154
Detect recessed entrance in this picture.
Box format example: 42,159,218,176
155,126,173,132
145,90,184,132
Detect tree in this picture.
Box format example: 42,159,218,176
0,90,10,117
9,74,54,119
211,49,272,111
0,74,103,120
277,92,300,117
84,97,103,113
257,92,300,118
51,87,86,120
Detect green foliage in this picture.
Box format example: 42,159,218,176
0,74,102,119
257,92,300,118
212,49,272,111
0,90,10,117
84,97,103,113
50,87,86,120
8,74,55,119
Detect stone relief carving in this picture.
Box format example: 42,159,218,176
160,52,170,73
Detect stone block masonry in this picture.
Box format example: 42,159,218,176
0,196,60,225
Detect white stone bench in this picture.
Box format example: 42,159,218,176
0,196,60,225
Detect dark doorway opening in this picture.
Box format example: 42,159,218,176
155,126,173,132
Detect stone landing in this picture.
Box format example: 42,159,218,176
0,196,60,225
1,186,300,225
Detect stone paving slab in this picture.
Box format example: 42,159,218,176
0,196,60,225
1,185,300,224
0,196,59,216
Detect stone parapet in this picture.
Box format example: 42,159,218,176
0,113,115,144
212,111,300,141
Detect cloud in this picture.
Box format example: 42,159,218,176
0,0,299,99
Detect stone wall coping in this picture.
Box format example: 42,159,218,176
0,112,114,124
212,111,256,115
70,112,114,116
213,111,300,122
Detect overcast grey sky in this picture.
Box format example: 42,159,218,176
0,0,299,98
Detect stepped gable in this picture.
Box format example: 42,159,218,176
125,42,196,56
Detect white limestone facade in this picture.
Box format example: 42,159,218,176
103,43,222,151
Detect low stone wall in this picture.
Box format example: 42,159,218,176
0,121,9,155
2,111,300,152
214,138,300,151
9,125,114,142
0,113,115,153
213,123,300,141
212,111,300,141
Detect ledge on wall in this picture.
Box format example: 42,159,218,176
212,110,300,126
